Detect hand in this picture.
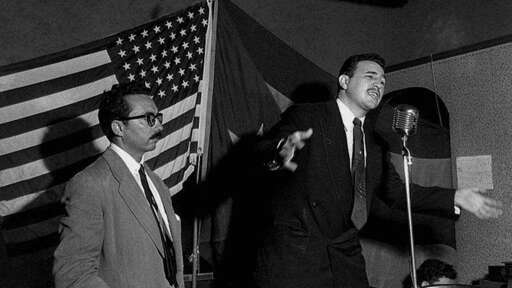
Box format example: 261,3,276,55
278,128,313,171
454,188,503,219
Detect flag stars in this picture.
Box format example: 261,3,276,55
182,81,189,88
182,42,189,49
197,47,204,54
177,17,184,23
161,50,168,58
153,26,161,33
186,51,193,59
132,45,140,53
150,54,157,62
174,57,181,65
158,37,165,45
118,49,127,57
145,81,151,89
136,58,144,65
191,25,197,32
116,38,123,45
170,33,176,40
145,41,152,50
158,90,166,98
129,34,136,41
171,46,179,53
164,61,171,69
128,74,136,81
189,63,197,71
178,68,185,76
172,84,179,92
187,12,194,19
193,74,200,82
123,62,131,70
165,21,173,29
139,69,147,78
198,7,205,14
156,78,163,85
202,19,208,26
180,29,187,37
151,66,159,73
166,74,174,81
141,30,149,38
193,36,200,44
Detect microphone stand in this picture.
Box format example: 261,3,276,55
401,135,418,288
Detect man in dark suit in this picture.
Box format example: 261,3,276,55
253,53,502,288
53,83,184,288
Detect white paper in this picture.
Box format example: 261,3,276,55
456,155,493,190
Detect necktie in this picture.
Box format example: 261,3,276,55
139,165,177,286
351,118,367,229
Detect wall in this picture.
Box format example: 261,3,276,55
385,42,512,283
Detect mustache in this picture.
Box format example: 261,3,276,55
150,132,162,140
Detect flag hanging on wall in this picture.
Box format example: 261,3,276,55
0,1,209,256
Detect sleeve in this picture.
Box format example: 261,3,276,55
53,172,110,288
380,159,456,218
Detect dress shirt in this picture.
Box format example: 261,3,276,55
336,98,366,168
110,144,172,238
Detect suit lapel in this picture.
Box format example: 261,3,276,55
320,101,353,197
103,149,165,255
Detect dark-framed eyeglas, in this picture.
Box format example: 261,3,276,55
118,112,163,127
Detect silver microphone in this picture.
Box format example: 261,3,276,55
392,104,419,137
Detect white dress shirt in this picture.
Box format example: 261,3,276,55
336,98,366,169
110,144,172,238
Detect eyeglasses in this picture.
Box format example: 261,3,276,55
119,112,163,127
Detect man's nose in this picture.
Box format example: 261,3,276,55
154,119,164,131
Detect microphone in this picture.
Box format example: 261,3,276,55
392,104,419,137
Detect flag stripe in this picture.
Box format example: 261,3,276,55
0,185,64,216
1,137,109,188
0,51,111,93
1,112,196,200
1,92,197,168
0,76,117,125
6,232,60,257
0,155,99,201
2,202,64,229
0,126,103,171
0,95,101,142
0,64,114,109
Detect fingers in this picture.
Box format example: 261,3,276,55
287,128,313,150
277,129,313,171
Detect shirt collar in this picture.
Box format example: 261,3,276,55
110,143,144,175
336,98,365,131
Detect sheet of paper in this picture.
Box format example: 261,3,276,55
456,155,493,190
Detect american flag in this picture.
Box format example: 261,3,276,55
0,2,210,256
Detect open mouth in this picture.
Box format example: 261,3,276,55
367,88,381,102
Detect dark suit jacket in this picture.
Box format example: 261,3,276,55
253,100,454,288
53,148,184,288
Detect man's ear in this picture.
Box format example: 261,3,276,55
111,120,124,137
338,74,349,90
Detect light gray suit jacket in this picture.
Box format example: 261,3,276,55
53,148,184,288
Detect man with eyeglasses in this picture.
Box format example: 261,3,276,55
53,83,184,288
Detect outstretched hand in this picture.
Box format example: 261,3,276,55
454,187,503,219
278,128,313,171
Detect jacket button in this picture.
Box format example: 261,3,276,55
311,201,318,208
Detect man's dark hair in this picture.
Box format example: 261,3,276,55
98,82,152,140
417,259,457,286
337,53,386,92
